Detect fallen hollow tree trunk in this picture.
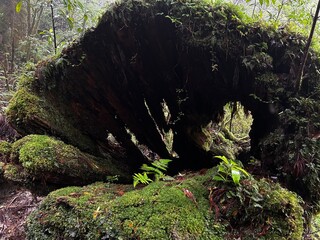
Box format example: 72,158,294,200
6,0,278,171
5,0,320,208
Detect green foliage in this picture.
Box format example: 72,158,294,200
261,95,320,211
209,177,304,239
133,172,153,187
221,102,253,139
133,159,172,187
105,175,119,183
4,0,108,77
213,156,249,185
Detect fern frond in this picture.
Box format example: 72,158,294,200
133,172,153,187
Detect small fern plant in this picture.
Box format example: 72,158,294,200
213,155,250,185
133,159,172,187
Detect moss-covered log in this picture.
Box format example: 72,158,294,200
6,0,320,209
2,135,131,186
26,168,304,239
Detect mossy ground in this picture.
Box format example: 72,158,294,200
26,168,304,240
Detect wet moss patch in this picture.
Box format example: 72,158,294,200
2,135,130,186
26,169,304,239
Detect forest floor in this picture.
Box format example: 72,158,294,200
0,182,43,240
0,77,42,240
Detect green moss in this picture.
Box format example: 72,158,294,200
26,169,304,239
209,131,238,160
27,182,134,240
26,172,224,240
255,180,304,239
3,163,29,183
6,75,96,153
0,141,12,162
6,134,130,185
109,178,220,240
311,214,320,239
6,88,46,126
210,177,304,240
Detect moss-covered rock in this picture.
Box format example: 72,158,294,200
2,134,131,185
26,169,304,239
0,140,12,162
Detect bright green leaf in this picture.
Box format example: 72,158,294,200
215,155,229,165
213,175,226,182
16,1,23,13
218,165,228,174
234,166,250,177
84,14,88,22
231,169,240,184
67,17,74,29
67,3,72,12
133,172,153,187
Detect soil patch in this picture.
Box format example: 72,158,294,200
0,182,43,240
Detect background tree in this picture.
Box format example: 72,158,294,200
0,0,107,94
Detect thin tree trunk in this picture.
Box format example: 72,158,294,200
34,6,44,35
10,10,15,73
295,0,320,92
0,54,10,91
275,0,285,22
50,0,57,54
27,0,31,35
